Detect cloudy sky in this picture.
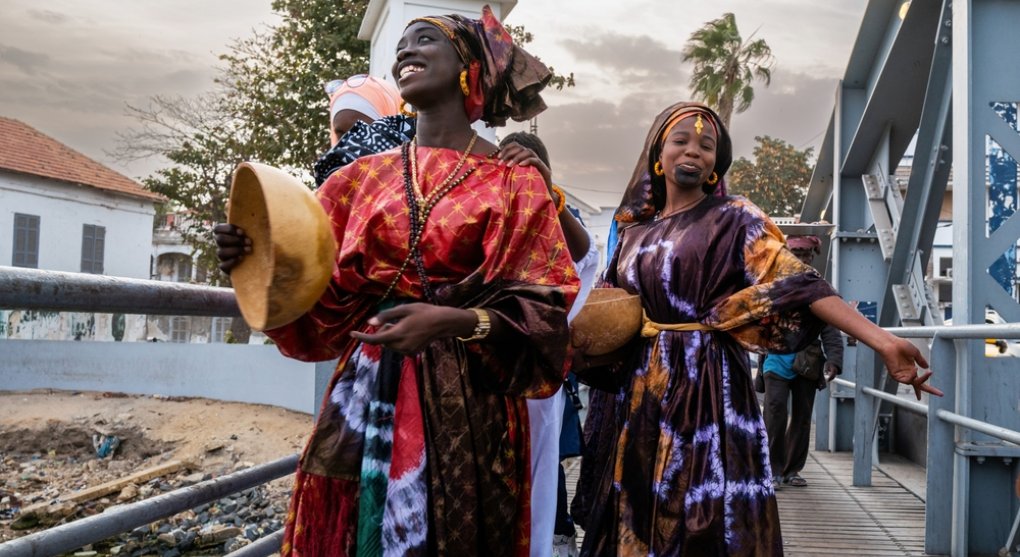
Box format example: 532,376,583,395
1,0,867,206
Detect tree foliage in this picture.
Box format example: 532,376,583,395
727,135,813,218
115,0,371,286
681,13,773,127
115,0,572,287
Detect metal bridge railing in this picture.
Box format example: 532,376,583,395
0,266,295,557
4,266,1020,556
835,323,1020,557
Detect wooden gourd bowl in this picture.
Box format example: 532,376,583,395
227,162,336,331
570,288,642,356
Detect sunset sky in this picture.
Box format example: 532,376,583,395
1,0,868,205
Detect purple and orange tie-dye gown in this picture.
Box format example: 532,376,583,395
577,196,837,557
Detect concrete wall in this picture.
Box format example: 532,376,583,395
0,340,317,414
0,171,156,279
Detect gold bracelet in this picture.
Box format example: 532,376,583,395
457,308,491,342
551,185,567,215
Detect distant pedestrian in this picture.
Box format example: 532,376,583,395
762,235,843,488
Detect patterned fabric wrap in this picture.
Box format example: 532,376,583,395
576,196,837,556
266,146,579,557
616,102,733,224
410,5,551,126
327,76,403,146
314,115,416,187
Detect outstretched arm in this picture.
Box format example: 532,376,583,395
810,296,943,399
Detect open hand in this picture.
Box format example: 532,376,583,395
879,337,943,400
350,303,476,354
213,223,251,274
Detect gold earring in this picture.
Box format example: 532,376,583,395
459,70,470,96
706,172,719,185
400,100,417,117
653,161,665,176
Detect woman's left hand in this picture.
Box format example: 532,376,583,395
350,303,476,354
878,337,944,400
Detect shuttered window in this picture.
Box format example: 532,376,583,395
12,213,40,268
81,224,105,274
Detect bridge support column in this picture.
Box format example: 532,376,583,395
952,0,1020,554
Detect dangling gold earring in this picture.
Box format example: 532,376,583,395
459,70,470,96
400,101,417,117
653,161,665,176
706,172,719,185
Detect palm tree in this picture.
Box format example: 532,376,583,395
681,13,774,128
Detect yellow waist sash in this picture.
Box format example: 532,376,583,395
641,310,718,337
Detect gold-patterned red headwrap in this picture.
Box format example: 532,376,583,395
409,5,551,126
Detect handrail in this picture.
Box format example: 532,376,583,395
0,455,297,557
885,323,1020,339
226,529,285,557
833,376,1020,437
861,386,929,415
935,410,1020,446
0,266,239,317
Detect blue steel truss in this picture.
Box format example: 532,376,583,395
801,0,1020,554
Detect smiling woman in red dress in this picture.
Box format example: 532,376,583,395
215,6,577,557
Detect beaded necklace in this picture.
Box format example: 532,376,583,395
379,139,477,302
409,131,477,223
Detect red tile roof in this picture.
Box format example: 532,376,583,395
0,117,164,202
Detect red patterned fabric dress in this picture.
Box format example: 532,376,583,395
264,146,579,557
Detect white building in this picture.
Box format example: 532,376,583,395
0,117,163,278
560,186,621,271
0,116,163,341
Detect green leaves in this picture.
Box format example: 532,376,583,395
117,0,371,285
727,135,813,219
118,1,572,286
681,12,774,127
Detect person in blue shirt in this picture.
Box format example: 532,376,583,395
761,234,843,487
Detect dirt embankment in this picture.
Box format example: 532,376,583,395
0,390,312,555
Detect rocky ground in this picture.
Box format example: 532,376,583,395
0,390,311,556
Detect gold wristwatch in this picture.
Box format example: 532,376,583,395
457,308,491,342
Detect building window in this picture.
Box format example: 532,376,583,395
211,317,232,343
176,257,193,283
939,256,953,278
169,316,191,343
12,213,40,268
81,224,105,274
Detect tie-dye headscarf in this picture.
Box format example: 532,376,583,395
409,5,550,126
326,75,402,146
615,101,733,224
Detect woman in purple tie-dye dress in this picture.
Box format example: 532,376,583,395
573,102,941,556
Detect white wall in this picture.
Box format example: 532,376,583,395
0,340,316,414
0,171,156,279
